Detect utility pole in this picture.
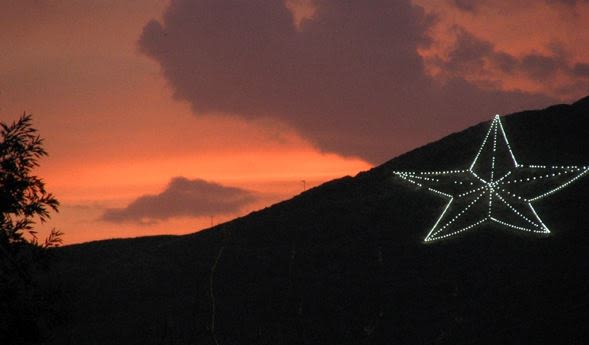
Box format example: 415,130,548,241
301,180,306,192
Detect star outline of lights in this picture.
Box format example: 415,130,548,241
393,115,589,243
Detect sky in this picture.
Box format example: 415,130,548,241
1,0,588,244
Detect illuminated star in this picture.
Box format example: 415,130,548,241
393,115,589,242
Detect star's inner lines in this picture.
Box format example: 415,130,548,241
393,115,589,242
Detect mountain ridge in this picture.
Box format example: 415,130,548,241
51,96,589,344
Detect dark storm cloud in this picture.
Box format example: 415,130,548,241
139,0,553,163
102,177,258,223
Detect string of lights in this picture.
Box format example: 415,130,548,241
393,115,589,242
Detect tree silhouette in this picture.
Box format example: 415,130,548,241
0,113,63,344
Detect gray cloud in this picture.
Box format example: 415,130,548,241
448,0,589,12
520,53,562,81
573,63,589,77
440,29,495,74
102,177,258,223
139,0,553,163
545,0,589,5
435,29,589,93
449,0,479,12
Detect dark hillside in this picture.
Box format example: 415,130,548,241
50,96,589,344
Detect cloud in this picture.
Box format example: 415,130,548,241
544,0,589,5
139,0,554,163
573,63,589,77
433,28,589,94
448,0,589,12
449,0,479,12
520,53,561,81
102,177,258,223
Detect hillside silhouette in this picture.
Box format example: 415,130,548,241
49,96,589,344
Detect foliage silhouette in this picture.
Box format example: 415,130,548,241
0,113,63,344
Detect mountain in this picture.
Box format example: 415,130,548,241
49,96,589,344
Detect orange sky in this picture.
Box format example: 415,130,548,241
1,0,588,244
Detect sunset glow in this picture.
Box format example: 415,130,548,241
2,0,588,244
